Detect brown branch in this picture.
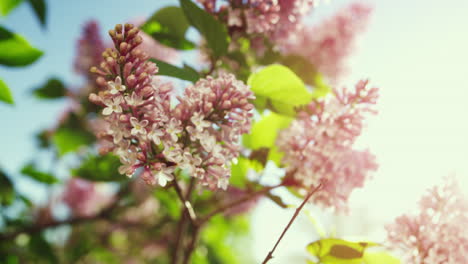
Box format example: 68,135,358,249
261,183,323,264
171,178,198,264
0,182,130,242
173,180,197,226
182,225,201,264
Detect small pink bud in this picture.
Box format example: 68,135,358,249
96,76,107,87
204,102,213,113
115,24,123,33
140,86,153,97
119,42,129,55
137,153,146,162
126,75,137,87
119,114,129,122
222,100,232,109
89,93,101,104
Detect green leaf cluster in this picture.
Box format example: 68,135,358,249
180,0,229,58
306,238,400,264
141,6,195,50
72,153,125,182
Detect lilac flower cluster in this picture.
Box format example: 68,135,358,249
386,177,468,264
277,80,379,210
282,3,372,80
89,24,254,189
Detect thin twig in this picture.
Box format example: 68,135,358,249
261,183,323,264
173,180,197,226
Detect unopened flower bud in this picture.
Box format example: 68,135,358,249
126,75,137,87
222,100,232,109
115,24,123,33
89,93,102,104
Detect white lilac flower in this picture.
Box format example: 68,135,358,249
102,96,123,115
130,117,149,136
108,76,126,95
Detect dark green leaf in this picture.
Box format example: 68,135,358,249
32,77,66,99
52,128,94,156
154,189,180,219
150,58,200,82
0,26,43,67
180,0,229,58
0,0,23,16
21,163,58,184
73,154,125,182
26,0,46,28
36,130,51,148
29,233,58,264
0,169,15,206
52,113,95,156
0,79,14,104
247,64,313,116
141,6,194,50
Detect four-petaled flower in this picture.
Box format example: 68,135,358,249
102,96,123,116
148,124,164,145
191,112,211,132
130,117,149,136
125,92,144,106
108,76,126,95
154,165,175,187
166,118,182,142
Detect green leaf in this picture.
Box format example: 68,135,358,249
52,113,95,156
180,0,229,58
244,112,292,149
32,77,66,99
141,6,195,50
243,112,292,166
306,238,379,264
26,0,46,28
0,79,14,104
363,251,401,264
73,154,125,182
0,26,43,67
0,0,23,16
52,128,94,156
150,58,200,82
154,189,180,219
29,233,58,264
21,163,58,184
247,64,312,116
0,169,15,206
230,157,262,188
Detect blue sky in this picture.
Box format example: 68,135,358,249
1,0,468,261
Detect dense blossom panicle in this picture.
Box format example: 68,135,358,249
74,20,106,78
174,73,255,189
62,178,112,217
386,177,468,264
89,24,254,190
282,3,371,80
277,80,378,210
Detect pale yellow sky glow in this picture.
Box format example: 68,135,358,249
252,0,468,261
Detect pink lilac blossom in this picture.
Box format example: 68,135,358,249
62,178,113,217
89,24,254,190
386,177,468,264
282,3,371,80
74,20,105,79
277,80,378,210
